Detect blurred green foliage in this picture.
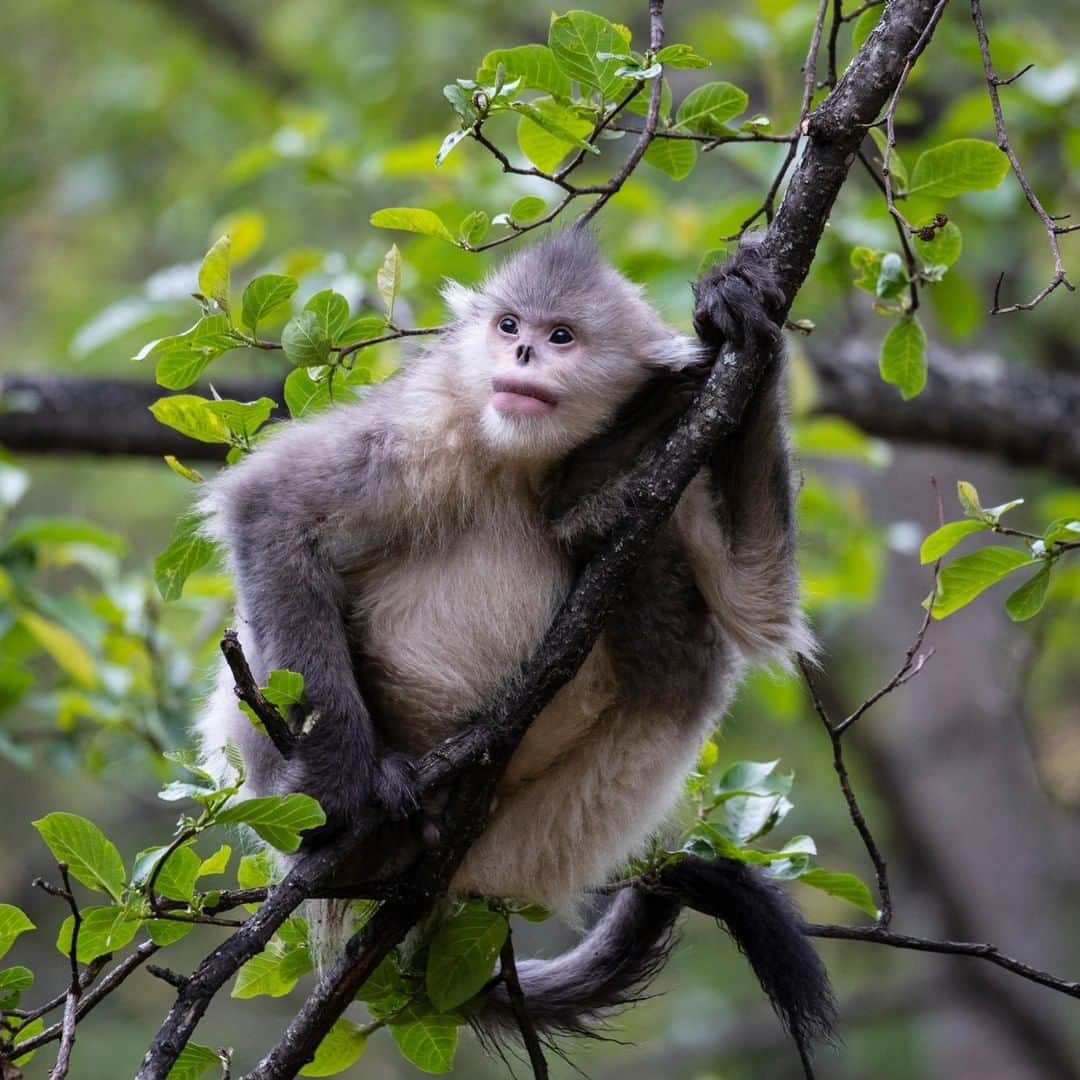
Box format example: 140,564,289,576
1,0,1079,1076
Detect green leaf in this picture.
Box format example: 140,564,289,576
0,966,34,1007
18,609,96,685
507,101,599,154
509,197,546,225
919,519,989,563
913,222,963,269
957,480,983,519
458,210,490,247
908,139,1010,198
357,954,411,1017
300,1018,369,1077
198,844,232,879
390,1013,461,1074
794,417,889,466
304,290,351,343
145,918,195,947
56,906,139,964
370,208,455,243
263,670,305,713
283,367,331,419
1045,518,1080,545
477,45,573,97
241,274,298,333
548,10,631,100
232,951,298,999
135,845,201,902
927,546,1036,618
515,97,594,171
155,350,218,391
164,456,205,484
6,517,126,554
643,137,698,180
237,851,277,890
798,869,878,917
167,1042,222,1080
1005,563,1052,621
155,512,215,602
675,81,748,134
851,246,884,293
426,902,507,1012
0,906,34,962
282,311,332,367
339,315,388,347
377,244,403,321
149,395,232,444
198,235,231,314
33,813,125,900
217,793,326,852
879,315,927,400
655,43,710,68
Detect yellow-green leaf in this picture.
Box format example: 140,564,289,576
370,208,455,244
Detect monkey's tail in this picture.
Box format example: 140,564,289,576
475,854,836,1061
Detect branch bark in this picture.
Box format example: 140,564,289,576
9,338,1079,479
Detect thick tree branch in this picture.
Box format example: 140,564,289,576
809,340,1080,479
7,341,1080,479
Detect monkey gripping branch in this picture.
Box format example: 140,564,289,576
5,3,1079,1080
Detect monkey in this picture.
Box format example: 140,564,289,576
196,230,835,1058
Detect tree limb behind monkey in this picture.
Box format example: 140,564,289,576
197,230,836,1062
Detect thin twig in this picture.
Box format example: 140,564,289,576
805,923,1080,997
47,866,82,1080
797,656,894,927
970,0,1077,313
499,929,549,1079
12,943,159,1059
879,0,951,239
220,629,296,758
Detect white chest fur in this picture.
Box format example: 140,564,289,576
349,488,613,770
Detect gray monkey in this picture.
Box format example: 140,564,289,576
197,231,835,1057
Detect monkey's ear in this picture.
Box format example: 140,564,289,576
641,333,708,372
440,279,480,321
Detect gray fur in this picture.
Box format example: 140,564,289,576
196,231,823,1047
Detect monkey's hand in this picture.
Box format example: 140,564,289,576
692,241,785,362
281,719,420,841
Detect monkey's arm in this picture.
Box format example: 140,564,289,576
202,411,417,828
681,245,811,662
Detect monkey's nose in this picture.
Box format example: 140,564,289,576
515,343,533,365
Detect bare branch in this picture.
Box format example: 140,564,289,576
970,0,1077,313
805,923,1080,998
499,929,549,1079
220,629,297,758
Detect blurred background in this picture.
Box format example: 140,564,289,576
1,0,1079,1076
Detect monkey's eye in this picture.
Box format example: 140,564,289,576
497,316,519,336
549,326,574,345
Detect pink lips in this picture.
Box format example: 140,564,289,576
491,377,558,417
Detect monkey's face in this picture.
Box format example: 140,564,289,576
467,310,645,462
